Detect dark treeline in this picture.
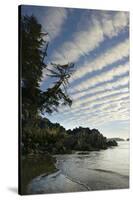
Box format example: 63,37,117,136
22,117,117,155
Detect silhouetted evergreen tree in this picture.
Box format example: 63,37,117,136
20,15,74,153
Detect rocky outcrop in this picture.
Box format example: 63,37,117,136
106,139,118,147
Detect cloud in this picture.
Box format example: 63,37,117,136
70,38,129,84
57,76,129,117
70,75,129,101
41,7,68,40
22,6,68,41
70,62,129,94
63,92,129,127
49,56,129,129
41,36,129,92
36,8,129,131
72,87,129,110
51,11,129,64
56,73,129,126
100,11,129,38
52,18,104,63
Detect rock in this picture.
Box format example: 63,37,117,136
106,139,118,147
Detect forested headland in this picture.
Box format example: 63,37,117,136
22,117,117,155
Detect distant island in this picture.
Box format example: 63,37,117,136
108,138,125,142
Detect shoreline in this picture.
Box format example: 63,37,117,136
27,153,129,194
21,142,129,195
27,143,129,194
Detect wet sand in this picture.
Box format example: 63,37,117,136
27,142,129,194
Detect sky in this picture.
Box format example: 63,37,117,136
21,5,129,139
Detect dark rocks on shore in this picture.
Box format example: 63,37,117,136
106,139,118,147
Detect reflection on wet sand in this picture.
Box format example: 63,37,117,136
28,142,129,194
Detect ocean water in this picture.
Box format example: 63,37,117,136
28,141,129,194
